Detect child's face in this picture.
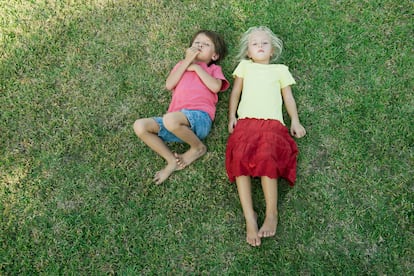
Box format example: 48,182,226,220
191,33,218,63
247,30,273,64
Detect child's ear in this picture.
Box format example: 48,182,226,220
212,54,219,61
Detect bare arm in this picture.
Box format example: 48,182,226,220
165,47,199,91
281,85,306,138
187,64,222,93
228,77,243,133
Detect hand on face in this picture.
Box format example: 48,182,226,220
185,46,200,63
186,33,217,64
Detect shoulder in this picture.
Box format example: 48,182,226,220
201,63,223,74
234,59,254,71
273,64,296,85
239,59,253,66
235,59,252,68
208,63,223,70
270,64,293,76
271,63,290,71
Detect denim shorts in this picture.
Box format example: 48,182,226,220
154,109,212,142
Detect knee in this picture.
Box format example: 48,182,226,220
162,113,180,132
133,119,147,137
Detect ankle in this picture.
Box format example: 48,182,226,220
191,144,207,154
265,211,278,220
166,156,178,166
198,144,207,152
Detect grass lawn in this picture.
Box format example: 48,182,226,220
1,0,413,274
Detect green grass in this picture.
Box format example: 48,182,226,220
1,0,413,274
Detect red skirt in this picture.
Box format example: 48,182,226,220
225,118,298,186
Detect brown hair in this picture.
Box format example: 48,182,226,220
189,30,228,65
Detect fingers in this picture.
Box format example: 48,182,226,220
228,118,237,133
186,46,200,60
291,126,306,138
296,129,306,138
228,122,237,133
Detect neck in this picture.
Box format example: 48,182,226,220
195,60,213,66
251,59,270,64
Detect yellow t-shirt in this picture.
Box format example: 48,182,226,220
233,59,296,124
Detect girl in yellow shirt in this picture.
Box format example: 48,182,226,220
226,26,306,246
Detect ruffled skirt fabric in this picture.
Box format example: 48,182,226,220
225,118,298,186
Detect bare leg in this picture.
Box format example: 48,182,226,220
133,118,178,184
236,176,261,246
258,176,278,238
163,112,206,168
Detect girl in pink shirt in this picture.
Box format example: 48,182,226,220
134,30,229,184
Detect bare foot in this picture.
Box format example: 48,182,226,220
245,214,261,247
153,162,177,184
174,145,206,169
173,153,185,171
258,213,278,238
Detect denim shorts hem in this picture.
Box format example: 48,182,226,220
154,109,212,142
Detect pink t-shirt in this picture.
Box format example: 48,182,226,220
167,61,230,120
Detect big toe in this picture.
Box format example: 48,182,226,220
247,236,261,247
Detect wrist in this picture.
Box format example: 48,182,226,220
290,117,300,124
182,58,193,66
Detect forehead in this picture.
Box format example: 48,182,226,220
249,30,270,41
194,33,213,42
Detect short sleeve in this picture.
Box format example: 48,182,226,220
210,64,230,91
279,65,296,88
232,60,248,78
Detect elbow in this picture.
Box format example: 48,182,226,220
211,86,221,93
165,82,174,91
211,80,222,93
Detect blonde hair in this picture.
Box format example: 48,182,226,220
236,26,283,63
